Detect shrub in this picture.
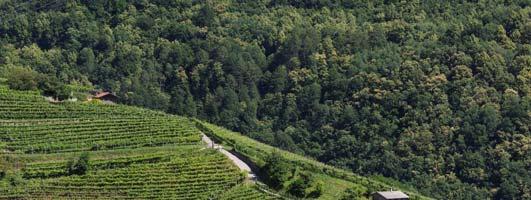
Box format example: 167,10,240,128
5,66,71,100
288,171,323,198
38,75,71,100
288,177,307,197
66,152,90,175
7,67,39,91
308,179,323,198
6,172,24,187
340,187,369,200
261,151,293,189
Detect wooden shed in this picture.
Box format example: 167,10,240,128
372,191,409,200
93,92,118,104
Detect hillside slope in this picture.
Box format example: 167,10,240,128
197,121,432,200
1,1,529,199
0,86,277,199
0,86,433,199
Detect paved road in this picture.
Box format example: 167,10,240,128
202,134,257,181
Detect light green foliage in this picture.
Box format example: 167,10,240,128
6,67,39,91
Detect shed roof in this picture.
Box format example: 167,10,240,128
94,92,115,98
375,191,409,199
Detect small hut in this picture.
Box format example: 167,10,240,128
372,191,409,200
91,92,118,104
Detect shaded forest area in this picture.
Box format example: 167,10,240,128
0,0,529,199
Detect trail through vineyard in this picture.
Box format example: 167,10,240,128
202,134,257,181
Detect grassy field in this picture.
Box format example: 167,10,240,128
0,86,279,199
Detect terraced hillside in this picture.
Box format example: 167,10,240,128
0,85,433,200
0,86,278,199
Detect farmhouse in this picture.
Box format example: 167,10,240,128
372,191,409,200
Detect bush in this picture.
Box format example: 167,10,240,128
340,187,369,200
38,75,71,100
288,171,323,198
6,172,24,187
5,66,71,100
66,152,90,175
308,179,323,198
6,67,39,91
261,151,293,189
288,177,307,197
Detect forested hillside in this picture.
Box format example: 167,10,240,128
0,0,529,199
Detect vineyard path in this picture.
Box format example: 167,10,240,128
202,134,257,181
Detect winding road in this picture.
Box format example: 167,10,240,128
201,134,257,181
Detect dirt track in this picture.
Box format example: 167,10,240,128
202,134,257,181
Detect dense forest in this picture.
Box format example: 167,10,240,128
0,0,529,199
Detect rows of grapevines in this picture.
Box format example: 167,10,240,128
0,87,201,153
0,86,169,119
0,149,245,199
0,117,199,153
219,184,280,200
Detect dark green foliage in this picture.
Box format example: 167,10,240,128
77,48,96,74
6,172,24,187
194,1,216,27
287,176,306,197
261,151,292,189
0,1,529,199
288,171,322,198
66,152,90,176
308,180,323,198
495,161,531,200
38,75,71,100
261,151,322,198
